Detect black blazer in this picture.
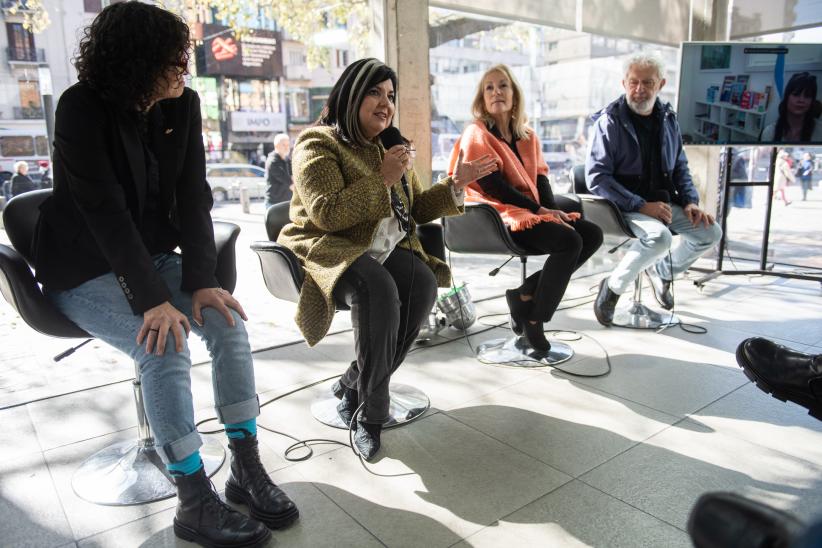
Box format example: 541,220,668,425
33,83,218,315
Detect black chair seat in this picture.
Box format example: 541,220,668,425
441,195,579,366
0,189,241,340
252,201,447,310
571,165,635,239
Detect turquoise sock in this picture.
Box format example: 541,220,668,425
166,451,203,477
225,418,257,439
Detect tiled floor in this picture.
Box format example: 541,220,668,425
2,270,821,547
2,205,821,546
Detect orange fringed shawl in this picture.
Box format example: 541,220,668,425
448,121,578,231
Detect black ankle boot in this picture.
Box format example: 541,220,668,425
505,289,531,336
353,421,382,461
225,435,300,529
593,278,620,326
332,379,358,426
522,320,551,353
173,466,271,548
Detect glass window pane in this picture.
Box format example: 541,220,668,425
429,6,678,188
731,0,822,39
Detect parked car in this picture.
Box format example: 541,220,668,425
205,163,266,202
541,140,574,173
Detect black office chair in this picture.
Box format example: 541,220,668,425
250,201,438,430
571,165,677,328
0,189,242,505
442,193,584,367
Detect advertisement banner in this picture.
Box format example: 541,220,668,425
198,24,284,79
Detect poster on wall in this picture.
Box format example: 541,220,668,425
678,42,822,145
196,24,284,79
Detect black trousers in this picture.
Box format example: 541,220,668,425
332,247,437,424
510,218,603,322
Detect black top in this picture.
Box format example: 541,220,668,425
33,83,217,315
626,103,663,201
264,151,293,204
139,107,179,255
474,123,556,212
10,174,37,197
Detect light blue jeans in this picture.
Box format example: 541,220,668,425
48,253,259,464
608,204,723,295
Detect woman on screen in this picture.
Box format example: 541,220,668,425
761,72,822,143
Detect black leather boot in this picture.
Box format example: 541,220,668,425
522,320,551,354
332,379,359,426
173,466,271,548
593,278,620,326
645,266,674,310
353,421,382,461
225,435,300,529
737,338,822,420
505,289,531,336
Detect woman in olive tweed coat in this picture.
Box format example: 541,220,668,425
277,58,496,459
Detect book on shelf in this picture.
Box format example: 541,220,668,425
730,75,750,105
719,75,735,102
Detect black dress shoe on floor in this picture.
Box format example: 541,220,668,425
736,337,822,420
505,289,531,336
687,491,804,548
645,266,674,310
225,435,300,530
593,278,620,327
332,380,359,426
353,421,382,461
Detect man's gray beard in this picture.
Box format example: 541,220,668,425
626,98,654,115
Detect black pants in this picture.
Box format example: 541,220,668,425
332,247,437,424
510,218,603,322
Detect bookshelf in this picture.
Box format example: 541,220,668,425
693,100,765,143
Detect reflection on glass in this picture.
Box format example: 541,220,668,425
427,7,677,187
722,146,821,271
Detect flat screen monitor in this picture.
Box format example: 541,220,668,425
677,42,822,145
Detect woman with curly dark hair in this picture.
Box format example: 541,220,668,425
33,3,297,547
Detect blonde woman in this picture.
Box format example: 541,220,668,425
449,64,602,352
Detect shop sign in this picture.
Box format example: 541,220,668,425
230,111,286,132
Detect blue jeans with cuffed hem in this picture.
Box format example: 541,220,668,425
47,252,259,464
608,204,722,295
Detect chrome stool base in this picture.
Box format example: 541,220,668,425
477,336,574,367
311,383,430,429
613,302,678,329
72,436,225,506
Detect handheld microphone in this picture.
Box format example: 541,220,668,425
379,126,410,200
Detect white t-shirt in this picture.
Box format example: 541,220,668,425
367,183,464,263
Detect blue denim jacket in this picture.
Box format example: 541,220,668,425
585,95,700,212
